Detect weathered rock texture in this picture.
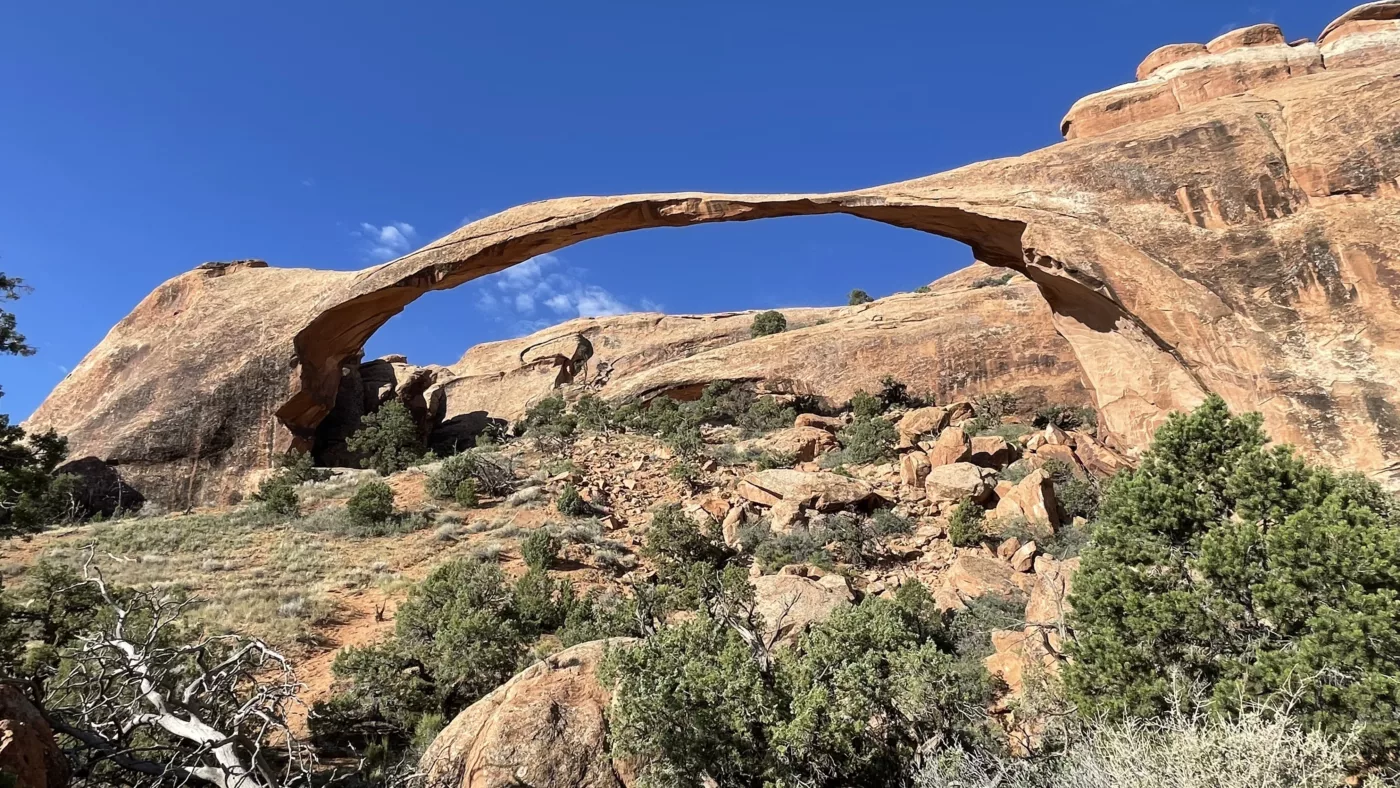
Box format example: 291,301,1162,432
420,639,634,788
27,4,1400,505
0,687,68,788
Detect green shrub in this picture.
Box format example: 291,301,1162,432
522,395,577,453
998,459,1033,484
750,310,787,338
836,417,896,464
1034,404,1096,433
278,450,330,483
1040,458,1100,522
948,500,985,547
253,473,300,517
1066,395,1400,766
944,594,1027,658
348,401,425,475
324,557,631,741
668,461,700,488
641,504,730,581
603,592,995,788
848,389,883,420
426,451,513,500
521,529,561,571
454,479,479,508
918,698,1362,788
848,288,874,305
753,450,797,470
877,375,923,410
914,285,932,294
752,523,834,572
572,393,617,433
871,508,914,537
347,481,395,526
555,484,591,517
970,272,1014,288
739,396,797,436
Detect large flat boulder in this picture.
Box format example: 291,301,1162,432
420,639,635,788
736,469,882,511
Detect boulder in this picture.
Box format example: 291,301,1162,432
1319,2,1400,69
996,537,1022,561
1034,444,1085,478
721,504,748,548
896,406,949,447
751,573,855,649
736,469,882,512
985,628,1059,697
795,413,846,433
1003,470,1060,536
1026,557,1081,627
927,427,971,466
0,687,68,788
924,463,996,505
969,435,1016,469
421,639,635,788
898,451,932,490
937,553,1031,609
1010,541,1038,573
737,426,837,463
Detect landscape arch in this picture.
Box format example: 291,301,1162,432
28,44,1400,507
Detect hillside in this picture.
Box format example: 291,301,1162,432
5,4,1400,788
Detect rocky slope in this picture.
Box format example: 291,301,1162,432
26,2,1400,507
317,264,1087,457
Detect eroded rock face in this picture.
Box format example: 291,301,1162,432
420,639,635,788
0,687,68,788
26,4,1400,506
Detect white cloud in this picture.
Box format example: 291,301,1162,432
356,221,418,261
473,253,647,333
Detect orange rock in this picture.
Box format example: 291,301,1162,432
421,640,636,788
927,427,971,466
794,413,845,433
28,3,1400,509
938,553,1035,611
970,435,1016,469
1136,42,1208,80
896,406,950,447
1207,23,1287,54
1010,541,1038,573
924,462,996,505
1007,470,1060,535
985,628,1059,697
898,451,932,490
1026,557,1081,627
0,687,67,788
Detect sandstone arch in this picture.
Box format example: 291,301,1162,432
27,5,1400,506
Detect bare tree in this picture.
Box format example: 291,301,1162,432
22,552,317,788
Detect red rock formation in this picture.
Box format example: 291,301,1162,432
26,4,1400,506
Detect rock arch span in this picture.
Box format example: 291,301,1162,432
27,5,1400,506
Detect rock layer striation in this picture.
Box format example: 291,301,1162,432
27,4,1400,505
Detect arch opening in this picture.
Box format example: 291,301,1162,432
271,191,1160,468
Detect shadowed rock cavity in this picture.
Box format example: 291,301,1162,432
26,3,1400,506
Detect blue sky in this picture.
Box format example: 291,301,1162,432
0,0,1356,420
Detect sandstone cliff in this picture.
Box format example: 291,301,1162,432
26,3,1400,506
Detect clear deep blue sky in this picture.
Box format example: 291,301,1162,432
1,1,1356,420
